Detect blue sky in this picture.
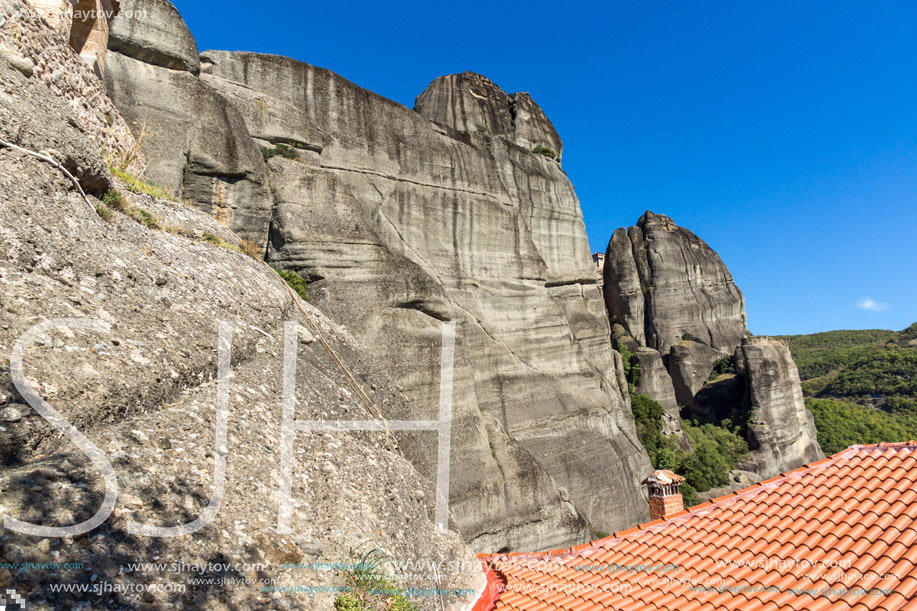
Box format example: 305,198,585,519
173,0,917,335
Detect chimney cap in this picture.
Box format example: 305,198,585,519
642,470,685,486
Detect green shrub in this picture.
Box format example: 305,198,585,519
388,594,418,611
95,204,114,222
201,231,237,250
261,143,301,161
133,207,162,230
618,345,641,387
678,437,731,491
276,269,311,302
334,547,418,611
806,397,917,455
709,355,736,380
631,394,676,469
341,548,390,591
532,145,556,159
776,324,917,416
97,188,161,230
102,189,126,211
334,593,368,611
111,168,177,202
678,419,748,492
680,482,701,508
655,447,678,471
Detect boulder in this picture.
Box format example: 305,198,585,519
108,0,200,74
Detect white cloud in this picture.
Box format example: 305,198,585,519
857,297,889,312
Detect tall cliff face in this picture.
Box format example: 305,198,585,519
187,50,652,551
603,213,822,479
102,0,274,247
97,3,653,551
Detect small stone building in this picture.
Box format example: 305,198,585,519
30,0,120,75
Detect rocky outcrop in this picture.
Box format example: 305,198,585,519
603,213,822,481
737,338,825,478
604,211,748,355
0,0,140,172
108,0,201,74
102,4,273,246
414,72,563,163
0,50,480,609
188,50,652,551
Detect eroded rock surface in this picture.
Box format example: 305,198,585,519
414,72,563,164
667,340,722,409
102,4,273,246
192,50,651,551
108,0,201,74
633,348,686,444
604,211,748,355
737,338,825,478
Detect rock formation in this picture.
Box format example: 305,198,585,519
0,0,139,171
195,50,651,551
93,3,655,552
604,211,748,355
736,337,825,479
102,0,274,247
0,29,480,609
603,212,823,478
633,347,689,447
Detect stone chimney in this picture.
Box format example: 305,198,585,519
642,470,685,520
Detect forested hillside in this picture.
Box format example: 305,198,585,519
776,324,917,453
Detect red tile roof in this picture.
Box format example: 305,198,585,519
474,443,917,611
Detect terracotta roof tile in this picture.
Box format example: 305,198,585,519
479,443,917,611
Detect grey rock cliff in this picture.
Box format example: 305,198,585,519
632,347,689,445
108,0,201,74
187,50,652,551
414,72,563,163
0,51,479,609
737,338,825,478
667,340,723,409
